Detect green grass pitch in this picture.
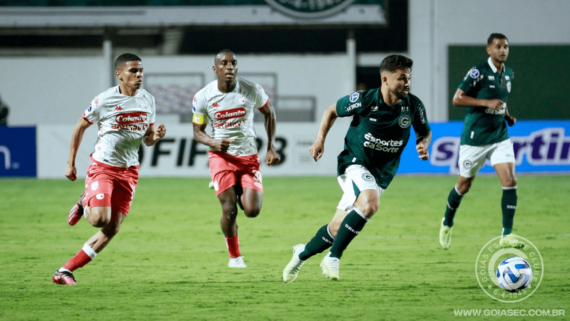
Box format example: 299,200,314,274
1,175,568,320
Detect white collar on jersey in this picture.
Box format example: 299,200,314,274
487,57,504,74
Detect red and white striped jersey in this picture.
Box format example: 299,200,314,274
83,86,156,168
192,78,269,156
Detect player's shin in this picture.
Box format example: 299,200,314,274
501,187,517,235
62,243,97,272
298,224,334,260
329,209,368,259
444,186,464,227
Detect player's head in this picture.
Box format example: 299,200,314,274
486,33,509,63
379,55,413,99
213,49,238,82
114,53,143,91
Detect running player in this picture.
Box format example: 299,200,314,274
53,53,167,285
283,55,432,282
438,33,521,250
192,49,280,268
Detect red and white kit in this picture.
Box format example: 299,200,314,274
192,78,268,195
82,86,156,213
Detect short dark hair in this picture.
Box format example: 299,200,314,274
487,33,508,45
214,49,236,63
379,55,413,73
114,53,142,70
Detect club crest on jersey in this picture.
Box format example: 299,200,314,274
115,112,148,124
469,69,480,79
398,115,411,128
349,92,359,102
214,107,246,120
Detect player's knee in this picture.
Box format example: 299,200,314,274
88,208,111,227
244,207,260,218
358,203,378,218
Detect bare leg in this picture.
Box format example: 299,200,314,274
84,206,126,253
218,188,239,238
240,188,262,218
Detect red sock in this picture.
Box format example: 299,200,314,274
225,235,241,258
63,249,92,272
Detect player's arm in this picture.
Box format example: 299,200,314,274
258,100,280,166
309,103,338,162
192,115,233,153
65,117,92,181
414,130,432,161
504,107,516,126
143,124,167,146
452,88,503,111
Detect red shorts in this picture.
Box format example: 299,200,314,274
83,157,139,215
209,151,263,196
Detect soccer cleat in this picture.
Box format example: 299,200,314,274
52,270,77,285
320,252,340,280
283,244,306,283
439,217,453,250
228,256,247,268
67,193,85,226
500,234,524,249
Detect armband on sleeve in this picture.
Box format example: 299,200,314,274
193,114,206,124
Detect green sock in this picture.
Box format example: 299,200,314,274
330,210,368,259
299,224,334,261
443,186,464,227
501,187,517,235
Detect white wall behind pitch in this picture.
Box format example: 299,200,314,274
1,54,352,126
0,57,106,126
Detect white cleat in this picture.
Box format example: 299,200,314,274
439,217,453,250
320,252,339,280
283,244,306,283
228,256,247,268
500,234,524,249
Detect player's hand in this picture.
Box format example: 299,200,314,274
65,163,77,181
213,138,235,153
154,124,167,140
416,142,429,161
265,149,281,166
506,116,517,126
309,140,325,162
485,99,504,111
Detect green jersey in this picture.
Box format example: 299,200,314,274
458,57,514,146
335,89,431,189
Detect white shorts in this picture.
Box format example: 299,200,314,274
459,139,516,178
336,165,385,212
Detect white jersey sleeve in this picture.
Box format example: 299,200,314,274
149,95,157,126
254,85,269,109
83,94,105,124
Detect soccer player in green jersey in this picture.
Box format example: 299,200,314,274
282,55,432,282
439,33,522,250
